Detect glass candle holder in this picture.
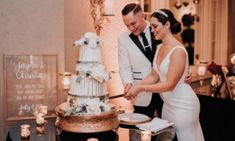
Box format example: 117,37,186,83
36,113,45,125
39,105,48,116
196,62,208,93
140,130,151,141
87,138,98,141
20,124,30,139
60,72,72,90
36,124,45,136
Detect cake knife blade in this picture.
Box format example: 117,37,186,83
109,94,125,99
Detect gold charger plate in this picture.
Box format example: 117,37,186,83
118,113,151,125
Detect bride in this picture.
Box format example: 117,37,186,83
125,9,204,141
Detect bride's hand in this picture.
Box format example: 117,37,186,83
185,68,192,84
125,85,142,100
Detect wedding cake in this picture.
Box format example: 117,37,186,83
66,32,111,115
55,32,119,133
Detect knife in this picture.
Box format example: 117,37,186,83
109,94,125,99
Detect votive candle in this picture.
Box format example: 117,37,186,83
20,124,30,139
39,105,48,116
36,113,45,125
141,130,151,141
103,0,115,16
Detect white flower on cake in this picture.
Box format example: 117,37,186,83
65,98,110,116
74,32,102,62
74,32,102,48
64,32,112,116
76,63,109,83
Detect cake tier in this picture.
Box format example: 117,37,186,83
66,96,110,115
74,32,102,63
76,62,109,83
69,75,107,96
79,46,102,62
55,103,120,133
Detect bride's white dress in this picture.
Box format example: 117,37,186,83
153,45,204,141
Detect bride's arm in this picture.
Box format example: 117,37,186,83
127,48,186,98
138,69,159,85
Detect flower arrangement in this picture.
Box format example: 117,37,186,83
207,61,224,97
228,76,235,97
65,98,111,116
207,61,222,75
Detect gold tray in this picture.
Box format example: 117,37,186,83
55,103,120,133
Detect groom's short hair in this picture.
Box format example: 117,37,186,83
122,3,142,16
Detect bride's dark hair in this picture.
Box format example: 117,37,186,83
151,9,181,34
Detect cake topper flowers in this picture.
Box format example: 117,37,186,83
74,32,102,48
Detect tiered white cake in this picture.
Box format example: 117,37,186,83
55,32,119,133
66,32,110,115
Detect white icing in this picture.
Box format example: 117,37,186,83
74,32,102,62
69,75,107,96
65,32,110,115
76,63,109,83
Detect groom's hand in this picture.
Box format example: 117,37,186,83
124,83,133,99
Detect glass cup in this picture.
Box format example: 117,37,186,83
197,62,207,93
35,113,46,136
36,124,45,136
87,138,98,141
36,113,45,125
39,105,48,116
140,130,151,141
20,124,30,139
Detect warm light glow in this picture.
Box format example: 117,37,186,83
39,105,48,116
60,72,72,90
141,130,151,141
230,53,235,65
36,113,45,125
197,65,207,76
87,138,98,141
193,0,199,4
20,124,30,138
63,76,71,90
103,0,115,16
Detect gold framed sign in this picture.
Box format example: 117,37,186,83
3,55,58,121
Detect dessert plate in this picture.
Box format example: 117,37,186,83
118,113,151,125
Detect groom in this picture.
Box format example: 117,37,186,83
118,3,163,119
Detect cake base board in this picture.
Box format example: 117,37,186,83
55,103,120,133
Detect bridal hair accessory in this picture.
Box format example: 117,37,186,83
155,9,168,18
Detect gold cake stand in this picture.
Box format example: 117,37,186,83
55,103,120,133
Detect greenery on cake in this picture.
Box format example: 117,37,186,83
64,98,110,116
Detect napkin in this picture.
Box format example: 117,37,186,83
136,117,174,132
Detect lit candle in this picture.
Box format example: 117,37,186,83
36,113,45,125
87,138,98,141
197,65,207,76
20,124,30,139
39,105,48,116
141,130,151,141
60,72,72,90
36,124,45,135
103,0,115,16
230,53,235,64
63,76,71,90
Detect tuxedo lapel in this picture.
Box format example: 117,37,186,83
129,33,154,63
129,30,162,63
129,33,146,56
